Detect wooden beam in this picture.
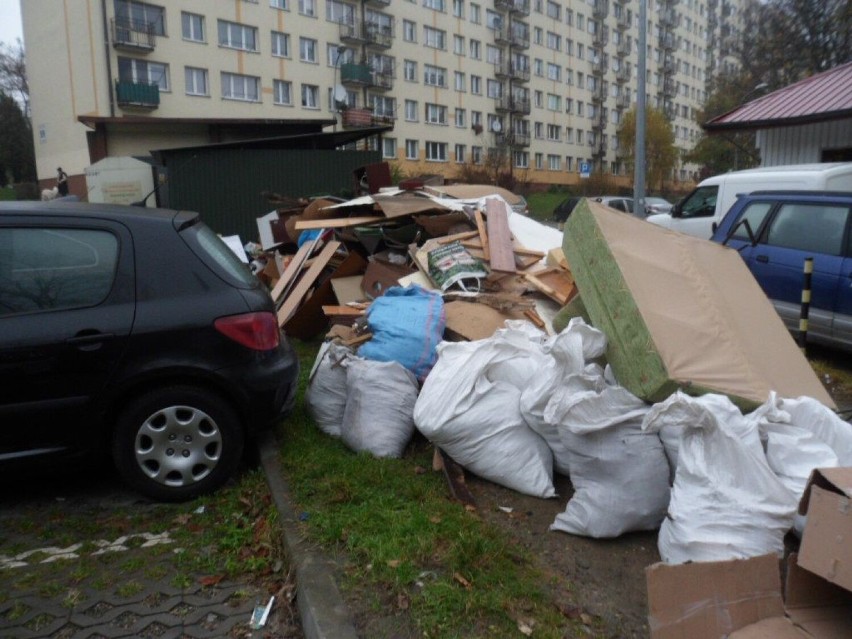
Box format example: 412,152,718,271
294,216,385,230
484,199,516,273
276,241,342,327
270,242,313,304
475,209,490,262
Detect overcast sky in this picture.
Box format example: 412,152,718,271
0,0,23,47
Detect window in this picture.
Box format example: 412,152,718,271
766,204,850,256
546,0,560,19
547,62,560,81
486,44,501,64
469,39,481,59
403,19,416,42
454,71,465,91
486,9,501,29
471,75,482,94
300,37,318,62
514,151,529,168
487,79,502,98
455,108,466,127
270,0,287,7
534,59,543,76
546,31,561,51
425,103,448,124
452,0,464,18
301,83,319,108
405,139,419,159
534,90,542,108
118,57,169,90
328,44,353,65
426,141,448,161
327,0,355,24
221,72,260,101
455,144,465,163
470,2,480,23
181,12,204,42
272,79,292,105
382,138,396,158
404,60,417,81
454,35,465,55
272,31,290,57
546,124,560,141
372,94,396,117
424,64,446,87
534,122,543,139
730,202,773,242
472,146,482,164
535,153,543,169
424,26,446,49
185,67,208,96
405,99,418,121
0,228,119,316
548,154,560,170
423,0,445,10
299,0,316,15
114,1,165,35
471,110,482,126
218,20,258,51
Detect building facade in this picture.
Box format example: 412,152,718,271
22,0,744,188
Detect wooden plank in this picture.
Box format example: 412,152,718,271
484,199,516,273
474,209,490,262
322,305,366,317
524,268,577,305
270,242,313,304
276,241,341,327
523,309,546,328
294,216,385,230
436,230,479,245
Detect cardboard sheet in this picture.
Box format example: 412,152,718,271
562,198,835,410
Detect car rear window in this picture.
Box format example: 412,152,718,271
191,223,258,288
0,227,118,317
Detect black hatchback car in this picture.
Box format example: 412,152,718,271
0,201,298,500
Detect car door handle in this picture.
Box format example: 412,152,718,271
66,331,115,351
755,255,769,263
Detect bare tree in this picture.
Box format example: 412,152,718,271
0,39,29,116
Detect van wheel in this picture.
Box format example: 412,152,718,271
112,386,244,502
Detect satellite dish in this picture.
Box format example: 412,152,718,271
491,120,502,133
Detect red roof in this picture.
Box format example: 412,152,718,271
704,62,852,132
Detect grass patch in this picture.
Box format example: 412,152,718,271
278,338,584,638
526,191,569,223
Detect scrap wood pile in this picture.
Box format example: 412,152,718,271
247,192,852,571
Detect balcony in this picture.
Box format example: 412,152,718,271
496,96,531,114
365,0,391,6
616,67,631,83
617,12,631,29
617,40,631,56
660,32,675,50
590,59,606,75
339,22,394,48
494,61,530,82
495,131,530,147
111,17,155,51
341,108,374,128
616,94,630,109
495,25,530,49
372,69,394,90
593,0,609,20
495,0,530,15
115,80,159,108
340,63,373,86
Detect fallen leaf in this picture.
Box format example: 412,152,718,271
453,572,472,589
199,575,224,586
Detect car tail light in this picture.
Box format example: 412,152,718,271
214,312,281,351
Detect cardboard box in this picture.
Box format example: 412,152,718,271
797,468,852,592
646,553,852,639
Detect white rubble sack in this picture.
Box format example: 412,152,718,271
305,342,357,438
413,323,556,498
341,359,419,458
657,398,798,564
520,318,608,475
745,392,847,498
547,372,670,538
642,391,763,483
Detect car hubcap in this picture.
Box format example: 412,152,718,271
133,405,223,487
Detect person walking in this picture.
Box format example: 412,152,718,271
56,167,69,196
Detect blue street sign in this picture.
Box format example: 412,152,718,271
580,162,591,179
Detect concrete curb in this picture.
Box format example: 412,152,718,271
257,430,360,639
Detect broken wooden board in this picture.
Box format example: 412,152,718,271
484,198,516,273
322,305,366,317
474,209,490,262
294,216,385,230
524,268,577,305
270,241,314,304
330,275,366,305
276,241,341,327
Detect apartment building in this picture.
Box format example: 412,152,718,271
22,0,743,187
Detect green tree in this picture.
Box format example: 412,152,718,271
0,40,29,116
0,93,36,185
616,107,678,193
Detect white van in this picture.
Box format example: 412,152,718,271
646,163,852,238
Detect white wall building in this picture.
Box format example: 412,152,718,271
22,0,743,189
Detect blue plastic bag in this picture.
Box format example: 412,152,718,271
358,285,445,381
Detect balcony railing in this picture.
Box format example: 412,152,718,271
494,0,530,16
111,17,155,51
115,80,159,108
495,25,530,49
494,61,530,82
365,0,391,6
496,96,531,114
495,131,530,147
339,22,394,48
340,63,373,86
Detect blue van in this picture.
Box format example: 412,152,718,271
711,191,852,352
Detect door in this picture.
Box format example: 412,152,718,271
0,219,135,461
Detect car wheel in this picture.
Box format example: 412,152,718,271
113,386,244,501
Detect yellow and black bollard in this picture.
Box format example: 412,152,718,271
798,257,813,354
